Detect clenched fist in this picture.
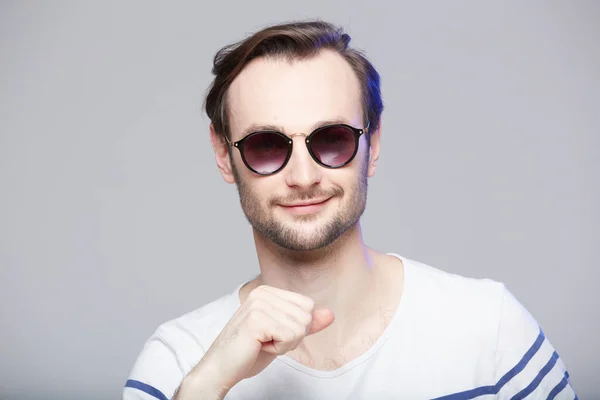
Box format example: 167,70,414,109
174,285,335,400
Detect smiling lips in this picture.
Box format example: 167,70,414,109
279,197,332,215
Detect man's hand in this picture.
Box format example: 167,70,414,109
174,285,335,400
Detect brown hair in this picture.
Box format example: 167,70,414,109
203,20,383,141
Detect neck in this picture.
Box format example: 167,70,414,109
250,222,383,335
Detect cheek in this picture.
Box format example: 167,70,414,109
240,176,281,205
326,169,362,195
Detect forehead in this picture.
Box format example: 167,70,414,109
227,50,363,138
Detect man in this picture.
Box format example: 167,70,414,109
123,21,577,400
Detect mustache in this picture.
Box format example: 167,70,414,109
270,187,344,206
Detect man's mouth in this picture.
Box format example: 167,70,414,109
279,197,332,215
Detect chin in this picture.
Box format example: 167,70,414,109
278,219,353,251
275,237,333,252
281,213,334,232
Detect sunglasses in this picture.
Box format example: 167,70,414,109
225,123,369,175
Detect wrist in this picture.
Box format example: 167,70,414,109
180,358,230,400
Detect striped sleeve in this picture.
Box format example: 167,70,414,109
122,329,185,400
493,286,577,399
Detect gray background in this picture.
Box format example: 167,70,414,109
1,1,598,399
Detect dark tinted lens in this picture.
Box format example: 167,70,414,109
242,132,290,174
309,126,357,167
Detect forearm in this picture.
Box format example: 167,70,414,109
173,360,230,400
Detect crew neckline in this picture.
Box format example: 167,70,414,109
231,253,411,379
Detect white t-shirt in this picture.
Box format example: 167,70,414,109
123,254,577,399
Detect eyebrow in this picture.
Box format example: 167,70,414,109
238,117,354,139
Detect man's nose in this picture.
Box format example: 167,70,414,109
283,136,322,189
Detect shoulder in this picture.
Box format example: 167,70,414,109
394,255,508,360
400,255,534,339
397,256,576,397
399,255,507,317
156,287,240,355
123,286,241,400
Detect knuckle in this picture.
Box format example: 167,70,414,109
304,297,315,311
285,311,299,324
300,312,313,327
246,309,265,327
293,324,306,339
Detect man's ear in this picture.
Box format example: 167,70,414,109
209,124,236,184
367,118,381,178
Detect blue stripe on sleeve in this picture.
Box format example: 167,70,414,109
547,371,570,400
511,351,559,400
432,329,546,400
125,379,169,400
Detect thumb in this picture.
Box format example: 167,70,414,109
307,308,335,335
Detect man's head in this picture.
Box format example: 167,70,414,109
204,21,384,251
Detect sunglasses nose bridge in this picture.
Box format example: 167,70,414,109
287,132,312,158
288,132,309,139
287,132,313,161
289,131,318,160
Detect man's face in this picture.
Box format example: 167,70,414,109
221,50,376,251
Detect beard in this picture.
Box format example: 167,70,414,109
231,155,369,252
